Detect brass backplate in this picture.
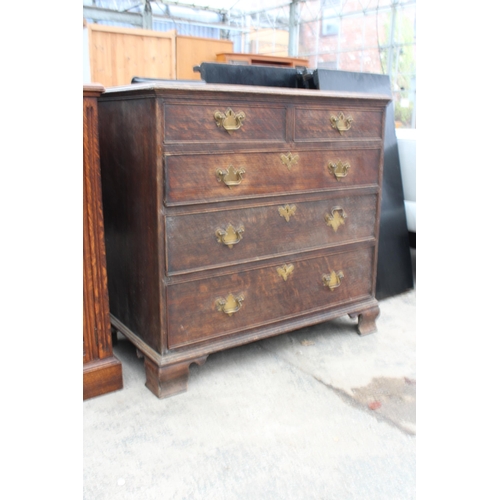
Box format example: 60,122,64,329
328,160,350,180
215,223,244,248
322,270,344,290
215,293,244,316
277,263,294,281
214,108,246,133
325,207,347,232
216,165,246,187
330,112,353,134
280,152,299,171
278,204,297,222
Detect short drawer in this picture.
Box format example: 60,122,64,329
163,102,286,143
165,193,378,274
294,106,384,141
166,245,374,348
164,148,381,205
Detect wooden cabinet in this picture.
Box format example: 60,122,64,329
98,83,389,398
216,53,309,68
83,84,123,400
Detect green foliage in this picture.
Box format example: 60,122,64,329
381,10,416,92
394,101,413,127
380,8,416,127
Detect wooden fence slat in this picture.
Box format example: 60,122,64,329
87,24,179,87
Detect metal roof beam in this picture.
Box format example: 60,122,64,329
155,16,248,32
83,6,144,26
83,5,247,32
155,0,230,15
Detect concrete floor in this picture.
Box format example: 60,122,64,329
83,250,416,500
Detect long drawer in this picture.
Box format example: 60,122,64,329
164,148,381,205
166,245,374,348
165,193,378,274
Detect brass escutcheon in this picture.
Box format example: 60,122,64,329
215,223,244,248
277,263,294,282
280,152,299,171
278,204,297,222
216,165,246,187
215,293,244,316
325,207,347,232
328,160,350,180
214,108,246,133
330,112,353,134
322,270,344,290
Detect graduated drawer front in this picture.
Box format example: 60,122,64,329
165,193,377,274
167,246,374,348
163,102,286,143
164,148,381,205
294,107,384,141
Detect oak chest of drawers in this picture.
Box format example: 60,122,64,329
98,83,390,398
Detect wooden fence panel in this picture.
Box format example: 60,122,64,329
176,36,233,80
87,24,176,87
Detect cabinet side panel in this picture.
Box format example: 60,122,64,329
98,97,162,354
83,97,100,363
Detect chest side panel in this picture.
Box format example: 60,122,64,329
98,96,164,353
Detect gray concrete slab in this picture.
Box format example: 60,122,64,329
84,251,416,500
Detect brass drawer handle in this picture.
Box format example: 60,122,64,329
215,224,244,248
216,165,246,187
280,152,299,171
325,207,347,232
328,160,350,180
330,112,353,134
214,108,246,132
278,204,297,222
322,270,344,290
277,263,294,281
215,293,244,316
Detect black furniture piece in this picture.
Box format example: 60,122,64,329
193,62,313,89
